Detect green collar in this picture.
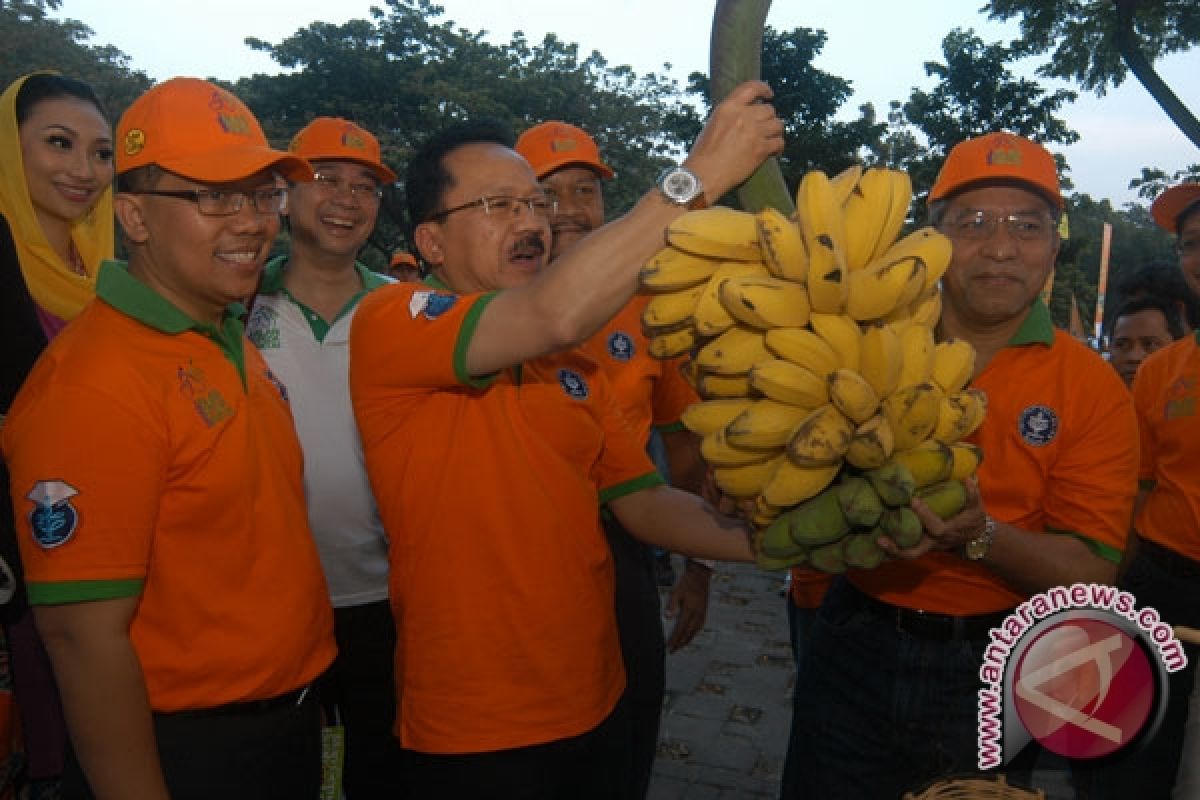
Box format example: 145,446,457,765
1007,298,1056,347
97,260,248,384
258,256,389,294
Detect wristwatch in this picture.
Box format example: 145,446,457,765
964,516,997,561
657,166,707,210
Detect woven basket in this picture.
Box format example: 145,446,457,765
904,774,1045,800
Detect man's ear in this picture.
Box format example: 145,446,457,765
113,193,151,245
413,222,444,266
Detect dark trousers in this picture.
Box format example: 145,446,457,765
400,698,631,800
602,515,665,800
315,598,404,798
62,687,322,800
1077,542,1200,799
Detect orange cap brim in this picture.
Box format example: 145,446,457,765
153,146,315,185
1151,184,1200,232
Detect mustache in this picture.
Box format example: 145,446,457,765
510,233,546,257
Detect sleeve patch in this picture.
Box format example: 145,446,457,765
409,290,458,320
25,480,81,549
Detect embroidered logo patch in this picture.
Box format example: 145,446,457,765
558,369,589,401
1163,375,1197,420
263,368,289,402
246,305,281,350
607,331,635,362
177,362,234,427
26,481,81,549
408,291,457,320
1019,404,1059,447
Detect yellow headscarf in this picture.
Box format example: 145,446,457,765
0,72,113,321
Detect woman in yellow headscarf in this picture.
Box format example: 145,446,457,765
0,71,114,800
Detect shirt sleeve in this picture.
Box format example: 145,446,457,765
4,380,165,604
1044,362,1139,561
651,354,701,433
1131,359,1158,485
591,369,664,504
350,283,498,393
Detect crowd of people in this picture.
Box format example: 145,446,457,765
0,67,1196,800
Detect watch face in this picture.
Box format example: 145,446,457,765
664,169,698,201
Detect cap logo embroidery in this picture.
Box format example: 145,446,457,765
26,480,81,549
341,131,367,151
987,147,1022,167
551,138,578,153
217,112,252,136
124,128,146,156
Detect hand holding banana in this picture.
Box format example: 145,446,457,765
683,81,786,204
638,164,987,574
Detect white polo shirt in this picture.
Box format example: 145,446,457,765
248,257,392,607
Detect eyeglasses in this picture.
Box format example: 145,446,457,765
312,172,383,200
427,194,556,222
128,187,288,216
947,210,1055,242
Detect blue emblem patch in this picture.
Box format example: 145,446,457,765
1018,404,1059,447
25,481,81,549
558,369,590,401
607,331,635,362
408,290,457,320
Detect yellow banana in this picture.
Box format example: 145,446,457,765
786,404,855,467
667,207,763,262
827,368,881,424
691,262,770,336
889,439,955,489
896,324,935,389
764,327,841,377
948,442,984,481
719,275,811,330
796,170,849,313
828,163,863,206
647,326,698,359
639,246,721,292
761,459,841,509
680,398,757,436
859,323,903,398
844,414,896,470
756,207,809,282
874,227,953,295
908,288,943,328
845,255,927,322
748,358,828,408
883,303,913,335
726,399,813,449
935,388,988,443
881,382,944,451
843,167,909,271
713,455,785,499
931,338,977,394
641,284,705,330
696,371,753,399
694,325,772,375
809,312,862,373
700,429,779,467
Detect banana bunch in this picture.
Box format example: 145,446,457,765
639,165,989,573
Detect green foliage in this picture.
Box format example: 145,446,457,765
984,0,1200,94
0,0,150,118
1129,163,1200,202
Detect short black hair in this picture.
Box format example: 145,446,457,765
1177,199,1200,235
115,164,163,194
403,118,515,242
15,73,107,127
1109,294,1187,341
1112,261,1200,329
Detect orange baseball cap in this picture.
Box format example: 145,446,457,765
390,251,417,268
515,121,614,180
1150,183,1200,232
928,132,1063,209
116,77,312,183
289,117,397,183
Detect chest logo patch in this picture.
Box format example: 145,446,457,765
26,481,81,549
607,331,635,362
177,362,234,427
558,368,590,401
1019,404,1059,447
1163,375,1197,420
408,290,457,320
245,305,280,350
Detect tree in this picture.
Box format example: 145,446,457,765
1128,163,1200,202
896,28,1079,201
983,0,1200,149
1,0,150,117
237,0,702,258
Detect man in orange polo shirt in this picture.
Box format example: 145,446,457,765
351,83,783,799
2,78,336,800
1081,183,1200,797
783,133,1139,799
514,120,712,799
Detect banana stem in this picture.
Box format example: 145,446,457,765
709,0,794,215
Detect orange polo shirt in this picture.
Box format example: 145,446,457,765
2,262,335,712
852,301,1138,615
580,295,699,444
1132,333,1200,562
349,279,663,754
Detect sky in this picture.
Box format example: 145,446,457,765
51,0,1199,206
